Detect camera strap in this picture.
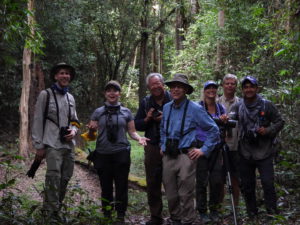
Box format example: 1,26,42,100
166,99,189,138
50,87,71,128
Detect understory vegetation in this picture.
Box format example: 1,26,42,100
1,0,300,224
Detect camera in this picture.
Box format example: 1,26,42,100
213,118,237,128
165,138,180,158
152,109,162,118
59,126,71,142
213,118,237,141
244,129,258,144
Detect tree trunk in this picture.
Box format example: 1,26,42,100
19,0,35,158
151,34,158,72
215,10,225,80
190,0,200,15
175,0,185,51
158,33,164,74
139,0,150,101
28,63,45,153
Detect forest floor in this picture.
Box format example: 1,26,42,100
0,160,152,224
0,131,299,224
1,157,299,225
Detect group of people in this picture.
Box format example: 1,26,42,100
32,63,284,225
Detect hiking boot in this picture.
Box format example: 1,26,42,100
166,218,182,225
146,218,164,225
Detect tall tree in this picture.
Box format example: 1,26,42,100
19,0,35,158
139,0,150,99
215,9,225,80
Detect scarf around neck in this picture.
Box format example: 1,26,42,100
239,94,263,138
52,83,69,95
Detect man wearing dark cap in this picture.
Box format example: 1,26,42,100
32,63,80,217
230,76,284,219
160,74,219,225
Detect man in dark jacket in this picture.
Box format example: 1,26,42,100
230,76,284,218
135,73,171,225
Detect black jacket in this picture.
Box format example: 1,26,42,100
134,91,171,145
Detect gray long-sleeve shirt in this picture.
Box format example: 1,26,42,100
32,88,79,150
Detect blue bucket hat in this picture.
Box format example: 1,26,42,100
241,76,258,87
204,80,218,89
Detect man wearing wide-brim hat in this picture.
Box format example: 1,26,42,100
31,62,80,218
160,73,220,225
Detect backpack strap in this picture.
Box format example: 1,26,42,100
43,89,50,131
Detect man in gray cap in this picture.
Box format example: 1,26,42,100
230,76,284,219
160,73,219,225
32,63,80,218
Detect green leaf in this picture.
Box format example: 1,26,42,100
274,49,286,57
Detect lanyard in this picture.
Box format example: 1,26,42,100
166,100,189,138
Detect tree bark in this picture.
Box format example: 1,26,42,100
215,10,225,80
28,63,45,153
190,0,200,15
175,0,185,51
139,0,150,101
151,34,158,72
158,33,164,74
19,0,35,158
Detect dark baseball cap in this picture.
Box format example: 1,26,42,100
204,80,218,89
104,80,121,91
241,76,258,86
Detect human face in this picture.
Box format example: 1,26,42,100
204,85,217,101
105,87,121,104
222,78,237,97
242,82,258,100
169,82,187,103
54,68,71,88
148,76,164,97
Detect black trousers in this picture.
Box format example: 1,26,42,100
196,148,224,214
144,143,163,222
95,151,130,217
239,154,277,216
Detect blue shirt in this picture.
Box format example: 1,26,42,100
196,102,225,143
160,98,220,156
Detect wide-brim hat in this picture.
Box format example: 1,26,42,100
165,73,194,94
241,76,258,87
104,80,121,91
204,80,218,89
50,62,76,82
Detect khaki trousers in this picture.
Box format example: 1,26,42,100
162,154,196,224
44,147,74,212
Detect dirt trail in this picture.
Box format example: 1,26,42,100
0,161,148,224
